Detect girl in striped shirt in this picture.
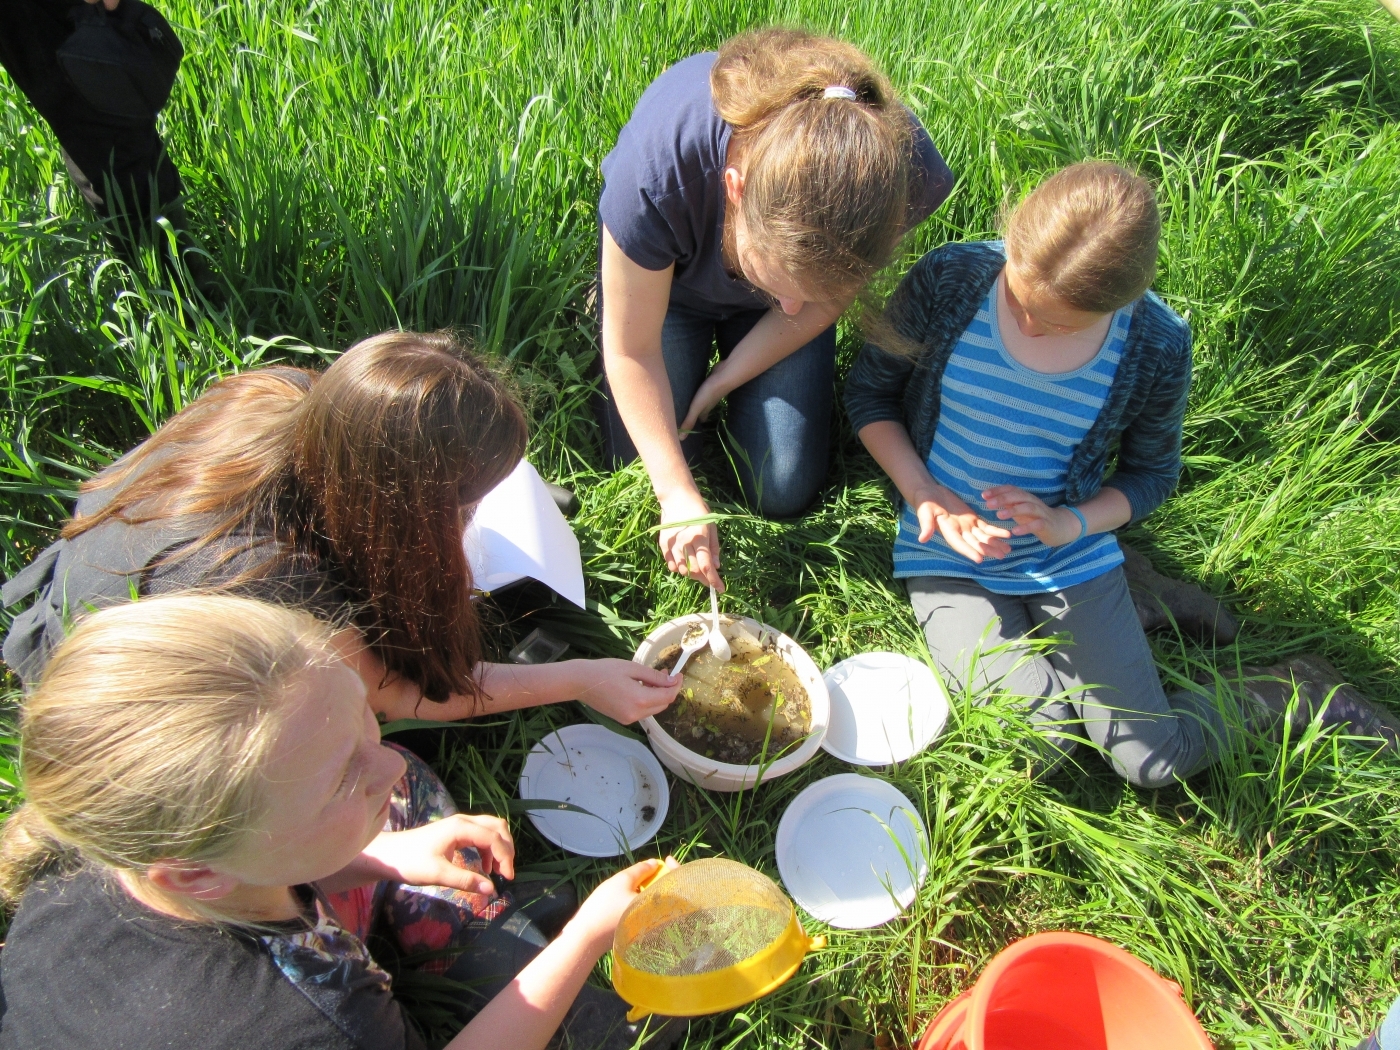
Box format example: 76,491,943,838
845,162,1218,787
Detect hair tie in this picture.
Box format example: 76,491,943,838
822,85,857,100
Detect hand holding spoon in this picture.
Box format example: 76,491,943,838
708,586,732,661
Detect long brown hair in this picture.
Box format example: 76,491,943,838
712,28,913,301
293,331,527,703
0,594,335,916
63,331,528,707
1002,160,1161,313
64,366,313,541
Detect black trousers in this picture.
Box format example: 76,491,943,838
0,0,182,252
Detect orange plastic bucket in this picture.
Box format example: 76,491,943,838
917,932,1214,1050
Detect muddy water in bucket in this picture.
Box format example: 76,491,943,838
652,621,812,766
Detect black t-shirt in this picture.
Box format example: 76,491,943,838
0,867,426,1050
598,51,955,314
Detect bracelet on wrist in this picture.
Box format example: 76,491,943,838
1066,505,1088,540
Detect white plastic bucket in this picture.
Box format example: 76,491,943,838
634,614,830,792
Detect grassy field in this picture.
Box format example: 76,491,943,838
4,0,1400,1046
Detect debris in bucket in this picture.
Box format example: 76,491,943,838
653,619,812,765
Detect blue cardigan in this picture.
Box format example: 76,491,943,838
843,241,1193,522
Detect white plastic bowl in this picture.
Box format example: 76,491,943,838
634,614,829,791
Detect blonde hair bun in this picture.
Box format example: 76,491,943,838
1003,160,1161,314
711,27,914,300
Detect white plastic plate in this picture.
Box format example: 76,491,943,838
518,724,669,858
820,652,949,766
775,773,928,929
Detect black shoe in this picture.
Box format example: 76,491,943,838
545,482,580,518
511,879,579,940
1240,654,1400,750
550,984,686,1050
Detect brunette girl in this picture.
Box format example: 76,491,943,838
2,331,681,724
844,161,1397,786
0,594,673,1050
599,27,953,590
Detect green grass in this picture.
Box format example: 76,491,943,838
4,0,1400,1046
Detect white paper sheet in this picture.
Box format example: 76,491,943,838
462,460,586,608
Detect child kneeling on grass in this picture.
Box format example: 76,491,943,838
0,593,676,1050
844,160,1396,787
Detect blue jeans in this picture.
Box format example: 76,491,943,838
600,301,837,518
1357,996,1400,1049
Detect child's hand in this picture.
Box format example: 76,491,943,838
982,486,1083,546
912,485,1012,563
679,374,728,434
355,815,516,895
659,491,724,591
570,658,683,724
569,856,679,956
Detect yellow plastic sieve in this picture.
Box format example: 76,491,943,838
611,857,826,1021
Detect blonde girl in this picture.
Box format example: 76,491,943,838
846,161,1399,784
0,594,672,1050
598,27,953,589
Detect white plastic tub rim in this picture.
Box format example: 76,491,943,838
634,613,830,792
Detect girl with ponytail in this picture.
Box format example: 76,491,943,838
0,594,674,1050
598,28,953,589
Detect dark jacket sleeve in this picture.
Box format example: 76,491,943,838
1102,298,1193,521
843,252,940,434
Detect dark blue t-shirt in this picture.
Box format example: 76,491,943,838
599,51,954,315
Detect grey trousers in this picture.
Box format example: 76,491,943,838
907,567,1229,788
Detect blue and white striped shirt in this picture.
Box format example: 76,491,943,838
893,280,1133,594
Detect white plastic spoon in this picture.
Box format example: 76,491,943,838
669,630,709,678
708,586,732,662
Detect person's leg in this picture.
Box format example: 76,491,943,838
715,314,836,518
0,0,209,293
0,1,80,111
358,754,676,1049
1363,993,1400,1050
1027,567,1233,789
598,300,716,470
0,0,178,224
906,575,1081,761
0,0,153,219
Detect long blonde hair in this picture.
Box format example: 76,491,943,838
712,28,914,301
1002,160,1161,313
0,594,338,915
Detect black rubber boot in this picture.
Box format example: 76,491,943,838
440,904,548,1015
548,985,685,1050
1120,541,1239,644
511,879,579,940
545,482,580,518
1239,654,1400,750
441,906,685,1050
